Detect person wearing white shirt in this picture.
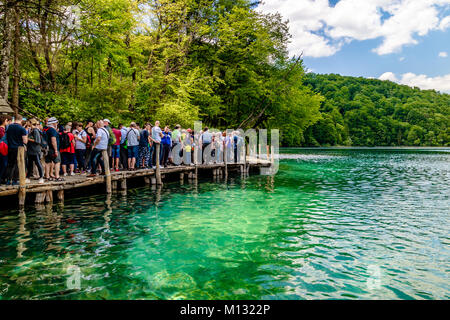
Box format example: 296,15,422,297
88,120,109,177
73,123,88,173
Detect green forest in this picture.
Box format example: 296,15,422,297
0,0,448,147
304,74,450,147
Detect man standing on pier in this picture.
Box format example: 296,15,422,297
88,120,108,177
5,115,28,185
151,120,163,169
44,117,62,182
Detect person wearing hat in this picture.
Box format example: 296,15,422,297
4,114,28,185
44,117,63,181
26,119,44,184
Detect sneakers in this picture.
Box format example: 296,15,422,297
38,178,45,184
63,173,68,177
70,172,75,176
25,178,31,184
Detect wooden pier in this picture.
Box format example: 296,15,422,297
0,145,274,208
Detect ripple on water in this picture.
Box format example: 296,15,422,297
0,149,449,299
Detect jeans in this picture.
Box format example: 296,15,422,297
0,154,7,181
161,144,170,166
27,154,43,178
202,142,211,163
75,149,86,170
5,148,19,182
128,145,138,159
90,148,105,174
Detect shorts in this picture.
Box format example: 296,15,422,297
128,145,138,159
112,145,120,159
45,151,61,164
61,152,75,165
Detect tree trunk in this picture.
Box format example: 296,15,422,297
12,6,21,115
0,2,13,101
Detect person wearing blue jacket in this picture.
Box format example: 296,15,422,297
161,126,172,168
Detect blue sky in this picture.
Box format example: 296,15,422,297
259,0,450,93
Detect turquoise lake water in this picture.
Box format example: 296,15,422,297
0,148,449,299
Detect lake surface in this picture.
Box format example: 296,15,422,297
0,148,448,299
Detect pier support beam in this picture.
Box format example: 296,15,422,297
57,190,64,202
45,190,53,203
155,143,162,185
144,177,150,185
103,150,112,194
35,192,45,205
120,178,127,195
112,180,118,192
18,147,26,206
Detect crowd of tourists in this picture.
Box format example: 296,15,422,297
0,114,244,185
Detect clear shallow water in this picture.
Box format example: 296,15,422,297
0,148,449,300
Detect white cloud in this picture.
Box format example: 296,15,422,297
438,51,448,57
379,71,450,93
379,72,399,82
258,0,450,57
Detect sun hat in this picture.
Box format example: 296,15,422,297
47,117,58,125
103,119,111,124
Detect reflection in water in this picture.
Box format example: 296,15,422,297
0,149,448,300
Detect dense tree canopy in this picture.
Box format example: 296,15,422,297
304,74,450,147
0,1,447,147
0,0,322,147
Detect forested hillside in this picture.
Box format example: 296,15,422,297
1,1,448,147
303,74,450,147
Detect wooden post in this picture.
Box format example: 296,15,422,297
112,180,118,191
35,192,45,205
103,150,112,194
180,173,184,184
155,143,162,185
45,190,53,203
121,178,127,192
57,190,64,202
224,142,228,179
17,146,26,206
144,177,150,185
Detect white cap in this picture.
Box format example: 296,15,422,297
103,119,111,124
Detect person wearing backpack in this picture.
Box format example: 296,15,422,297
0,115,12,184
126,122,140,171
5,114,28,185
44,117,63,182
84,120,96,172
26,119,44,184
103,119,115,168
60,124,76,176
73,123,87,174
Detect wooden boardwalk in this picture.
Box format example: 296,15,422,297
0,146,273,207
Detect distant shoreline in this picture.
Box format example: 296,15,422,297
283,146,450,150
